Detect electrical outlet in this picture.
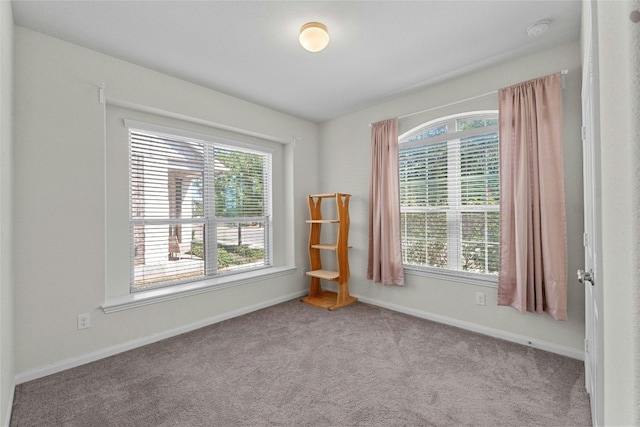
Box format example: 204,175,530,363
77,313,91,330
475,292,486,306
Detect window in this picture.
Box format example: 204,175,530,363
398,112,499,280
129,125,272,291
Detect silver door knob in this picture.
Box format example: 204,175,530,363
577,269,594,285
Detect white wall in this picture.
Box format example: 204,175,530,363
10,18,590,392
10,7,640,422
13,26,319,376
319,42,586,355
0,1,13,424
596,0,640,424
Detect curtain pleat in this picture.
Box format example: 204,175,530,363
367,118,404,286
497,73,567,320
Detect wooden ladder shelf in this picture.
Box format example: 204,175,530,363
302,193,356,310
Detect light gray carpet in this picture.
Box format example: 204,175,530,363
11,299,591,426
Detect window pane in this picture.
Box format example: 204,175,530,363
461,212,499,274
401,211,447,268
426,143,449,207
461,241,487,273
216,221,267,272
487,244,499,274
408,124,448,141
460,132,499,206
399,142,448,208
214,148,266,218
426,212,448,267
401,212,426,265
399,147,427,208
130,131,204,220
190,178,204,218
132,223,205,289
457,117,498,130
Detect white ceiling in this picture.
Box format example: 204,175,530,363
11,1,582,123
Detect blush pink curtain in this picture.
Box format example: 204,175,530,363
367,118,404,286
497,73,567,320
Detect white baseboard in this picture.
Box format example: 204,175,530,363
15,289,583,385
354,294,585,361
15,290,308,385
3,382,14,427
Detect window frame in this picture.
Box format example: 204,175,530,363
125,119,274,293
398,111,499,287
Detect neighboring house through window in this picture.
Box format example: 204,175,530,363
398,111,499,283
128,123,272,291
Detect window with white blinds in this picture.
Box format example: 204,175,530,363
399,112,499,278
129,125,272,291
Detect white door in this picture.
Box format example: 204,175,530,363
580,2,603,425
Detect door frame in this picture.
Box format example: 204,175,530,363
581,1,604,425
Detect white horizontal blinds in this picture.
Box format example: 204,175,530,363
458,131,499,274
399,141,449,268
399,112,499,275
130,130,206,289
212,145,271,274
129,126,272,291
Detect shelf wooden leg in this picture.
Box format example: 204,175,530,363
335,280,349,306
308,277,322,298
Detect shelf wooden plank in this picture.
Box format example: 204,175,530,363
310,244,352,250
309,193,351,198
311,244,337,251
306,219,339,224
301,291,357,311
306,269,339,280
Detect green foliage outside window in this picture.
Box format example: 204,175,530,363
214,149,265,218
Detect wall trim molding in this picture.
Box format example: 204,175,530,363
102,266,297,313
15,289,584,386
15,290,307,385
354,294,585,361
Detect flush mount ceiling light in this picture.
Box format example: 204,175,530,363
526,20,550,38
299,22,329,52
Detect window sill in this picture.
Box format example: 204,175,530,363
404,265,498,287
102,265,297,313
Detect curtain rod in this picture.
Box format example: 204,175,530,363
398,90,497,120
370,69,568,126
